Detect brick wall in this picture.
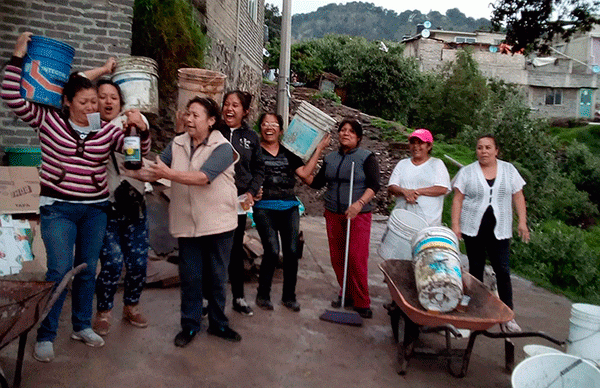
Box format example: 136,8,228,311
0,0,134,150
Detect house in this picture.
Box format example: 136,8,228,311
402,28,600,120
0,0,265,151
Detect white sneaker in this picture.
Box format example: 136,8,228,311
232,298,254,316
71,328,105,347
501,319,522,333
33,341,54,362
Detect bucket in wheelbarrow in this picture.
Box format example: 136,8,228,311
411,226,463,313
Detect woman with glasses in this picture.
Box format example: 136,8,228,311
253,113,330,312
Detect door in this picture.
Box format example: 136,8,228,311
579,88,593,118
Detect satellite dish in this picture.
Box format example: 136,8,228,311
423,20,432,29
489,46,498,53
593,65,600,73
421,29,430,38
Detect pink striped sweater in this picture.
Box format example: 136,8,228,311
1,57,151,201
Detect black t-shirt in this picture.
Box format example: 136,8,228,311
261,145,304,201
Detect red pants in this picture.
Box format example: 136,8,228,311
324,209,372,309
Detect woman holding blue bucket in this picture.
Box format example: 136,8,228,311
1,32,151,362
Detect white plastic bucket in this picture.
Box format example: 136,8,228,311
512,353,600,388
112,56,159,115
281,101,336,162
414,247,463,312
567,303,600,363
378,209,428,260
523,344,563,358
411,225,459,258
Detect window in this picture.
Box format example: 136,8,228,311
545,89,562,105
455,37,477,44
248,0,258,22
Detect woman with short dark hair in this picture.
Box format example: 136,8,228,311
310,118,380,318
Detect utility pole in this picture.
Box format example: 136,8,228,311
277,0,291,129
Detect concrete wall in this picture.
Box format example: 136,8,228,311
200,0,264,117
528,87,580,118
0,0,134,148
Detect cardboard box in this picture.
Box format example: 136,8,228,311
0,166,40,214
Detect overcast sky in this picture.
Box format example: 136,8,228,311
267,1,496,20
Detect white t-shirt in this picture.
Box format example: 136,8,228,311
452,160,526,239
387,157,451,226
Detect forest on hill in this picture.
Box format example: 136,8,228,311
284,2,492,42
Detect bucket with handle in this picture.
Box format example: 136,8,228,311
281,101,336,162
20,36,75,108
567,303,600,363
511,353,600,388
112,56,159,115
378,209,428,260
177,68,227,113
412,226,462,313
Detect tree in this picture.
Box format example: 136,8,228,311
264,3,282,43
491,0,600,53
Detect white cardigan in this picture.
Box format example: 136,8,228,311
453,160,525,239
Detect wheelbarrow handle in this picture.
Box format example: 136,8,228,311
40,263,88,322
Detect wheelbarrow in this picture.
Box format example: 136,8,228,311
379,260,565,377
0,264,87,388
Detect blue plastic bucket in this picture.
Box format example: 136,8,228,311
20,36,75,108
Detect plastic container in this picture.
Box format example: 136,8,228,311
20,36,75,108
523,344,563,358
177,68,227,112
378,209,428,260
112,56,159,115
4,147,42,166
511,353,600,388
411,225,459,258
567,303,600,363
281,101,336,162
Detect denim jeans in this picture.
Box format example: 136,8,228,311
37,200,109,342
178,230,234,332
96,206,149,311
253,206,300,302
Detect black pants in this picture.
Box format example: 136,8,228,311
463,233,513,309
228,214,247,299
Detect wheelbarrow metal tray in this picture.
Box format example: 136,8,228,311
379,260,514,331
0,280,54,350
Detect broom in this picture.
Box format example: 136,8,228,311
320,161,363,327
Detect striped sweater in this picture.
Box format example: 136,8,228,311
1,57,151,201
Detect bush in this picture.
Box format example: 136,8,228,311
132,0,208,94
512,220,600,299
560,141,600,208
311,90,341,104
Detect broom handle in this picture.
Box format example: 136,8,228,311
341,162,355,308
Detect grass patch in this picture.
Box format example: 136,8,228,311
549,124,600,153
372,118,407,141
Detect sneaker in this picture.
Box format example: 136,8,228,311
174,329,197,347
33,341,54,362
500,319,522,333
331,295,353,308
123,304,148,328
256,296,274,310
353,307,373,319
71,328,105,347
202,299,209,319
92,310,112,336
207,325,242,342
281,300,301,312
232,298,254,316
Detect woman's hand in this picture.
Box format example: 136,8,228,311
143,156,171,180
121,161,158,182
345,201,363,219
518,221,530,243
101,57,116,75
317,133,331,151
242,192,255,209
402,188,419,204
124,109,147,131
253,187,263,202
14,32,32,58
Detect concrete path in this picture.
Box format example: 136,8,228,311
0,216,572,387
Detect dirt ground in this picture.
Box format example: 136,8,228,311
0,216,573,388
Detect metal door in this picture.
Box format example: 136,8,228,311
580,88,593,118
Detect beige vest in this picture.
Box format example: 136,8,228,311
169,131,238,238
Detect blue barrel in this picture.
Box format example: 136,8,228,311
20,36,75,108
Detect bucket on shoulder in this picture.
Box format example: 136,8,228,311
177,68,227,113
20,36,75,109
112,56,159,115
